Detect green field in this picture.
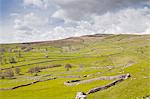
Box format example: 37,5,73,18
0,34,150,99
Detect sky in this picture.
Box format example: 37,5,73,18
0,0,150,44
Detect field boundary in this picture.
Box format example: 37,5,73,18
0,77,56,90
64,73,130,86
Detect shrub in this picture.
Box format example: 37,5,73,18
18,51,22,58
1,69,15,78
0,71,4,79
9,57,16,64
0,57,2,64
28,65,62,74
3,58,7,64
15,67,21,75
65,64,72,71
0,48,5,52
34,73,38,76
28,66,40,74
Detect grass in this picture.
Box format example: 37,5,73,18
0,34,150,99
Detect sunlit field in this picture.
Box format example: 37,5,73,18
0,34,150,99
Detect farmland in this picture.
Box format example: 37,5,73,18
0,34,150,99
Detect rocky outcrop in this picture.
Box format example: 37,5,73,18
75,92,87,99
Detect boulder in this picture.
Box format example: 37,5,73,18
75,92,86,99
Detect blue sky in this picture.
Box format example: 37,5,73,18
0,0,150,43
1,0,22,22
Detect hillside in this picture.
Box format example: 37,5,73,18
0,34,150,99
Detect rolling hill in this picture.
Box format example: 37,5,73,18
0,34,150,99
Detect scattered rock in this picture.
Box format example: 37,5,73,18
75,92,86,99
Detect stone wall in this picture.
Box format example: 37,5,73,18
64,73,130,86
86,73,131,94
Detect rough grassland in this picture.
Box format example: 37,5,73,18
0,34,150,99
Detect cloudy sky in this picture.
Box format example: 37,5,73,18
0,0,150,43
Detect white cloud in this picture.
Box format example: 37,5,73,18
52,9,66,20
23,0,49,9
51,0,149,21
12,6,150,43
50,7,150,37
13,12,49,41
48,8,150,39
91,7,150,33
1,0,150,43
14,12,48,29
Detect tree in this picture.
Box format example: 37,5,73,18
0,57,2,65
18,51,22,58
3,69,14,78
28,68,34,74
10,57,16,64
0,70,4,79
65,64,72,71
15,67,21,75
3,58,7,64
0,48,5,53
28,66,40,74
45,48,48,52
34,66,40,73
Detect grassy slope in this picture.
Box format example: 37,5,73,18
0,34,150,99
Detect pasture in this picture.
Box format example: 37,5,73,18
0,34,150,99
